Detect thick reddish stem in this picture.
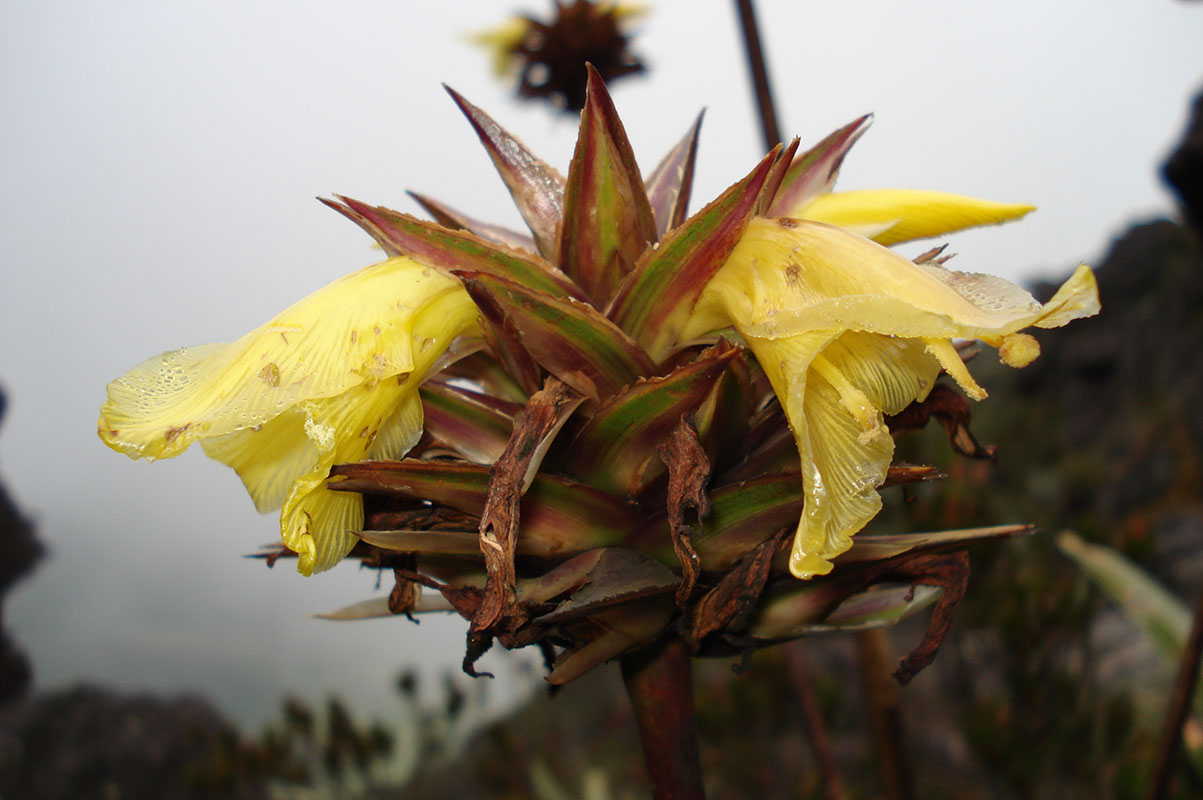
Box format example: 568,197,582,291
621,637,707,800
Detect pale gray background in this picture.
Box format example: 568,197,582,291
2,0,1201,729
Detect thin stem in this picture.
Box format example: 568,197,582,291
1146,588,1203,800
621,637,706,800
783,643,849,800
733,0,782,152
856,628,915,800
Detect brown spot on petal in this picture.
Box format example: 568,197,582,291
258,362,281,387
777,217,800,228
785,263,802,288
164,423,191,444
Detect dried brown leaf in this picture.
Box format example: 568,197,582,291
657,416,711,606
471,378,582,652
684,528,789,650
887,551,971,685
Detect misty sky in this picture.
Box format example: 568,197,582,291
2,1,1201,729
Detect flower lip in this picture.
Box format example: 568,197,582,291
98,256,481,574
684,216,1099,578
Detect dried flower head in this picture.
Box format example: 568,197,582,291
473,1,646,111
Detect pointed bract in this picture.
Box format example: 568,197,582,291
325,196,586,301
644,111,704,237
556,65,658,303
458,272,656,401
419,381,520,465
607,146,780,362
767,114,872,216
407,191,536,253
566,342,739,495
445,85,565,258
331,460,642,555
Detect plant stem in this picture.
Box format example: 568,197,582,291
1146,588,1203,800
621,637,706,800
856,628,915,800
733,0,781,152
784,643,848,800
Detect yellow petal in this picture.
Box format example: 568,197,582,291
746,330,941,578
1029,264,1100,329
282,476,362,578
924,338,987,401
281,289,479,574
690,218,1095,343
98,257,467,461
819,331,941,415
99,256,482,576
798,189,1035,246
201,409,313,513
689,216,1100,580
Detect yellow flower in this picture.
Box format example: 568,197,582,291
685,217,1100,579
98,257,481,575
767,117,1035,246
796,189,1036,247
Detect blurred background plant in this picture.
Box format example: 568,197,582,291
472,0,647,112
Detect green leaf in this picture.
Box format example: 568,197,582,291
644,111,704,237
420,381,519,465
556,65,659,304
565,341,739,495
839,524,1036,563
767,114,872,216
458,272,656,401
534,548,679,625
547,598,676,685
820,583,943,629
356,529,482,557
1058,530,1203,762
438,350,529,404
444,85,565,259
470,295,545,398
744,577,855,640
406,190,536,253
624,472,802,572
323,196,586,300
747,581,941,640
606,146,781,362
1057,531,1193,668
331,460,642,555
691,345,754,474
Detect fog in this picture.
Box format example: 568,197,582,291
2,0,1200,728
